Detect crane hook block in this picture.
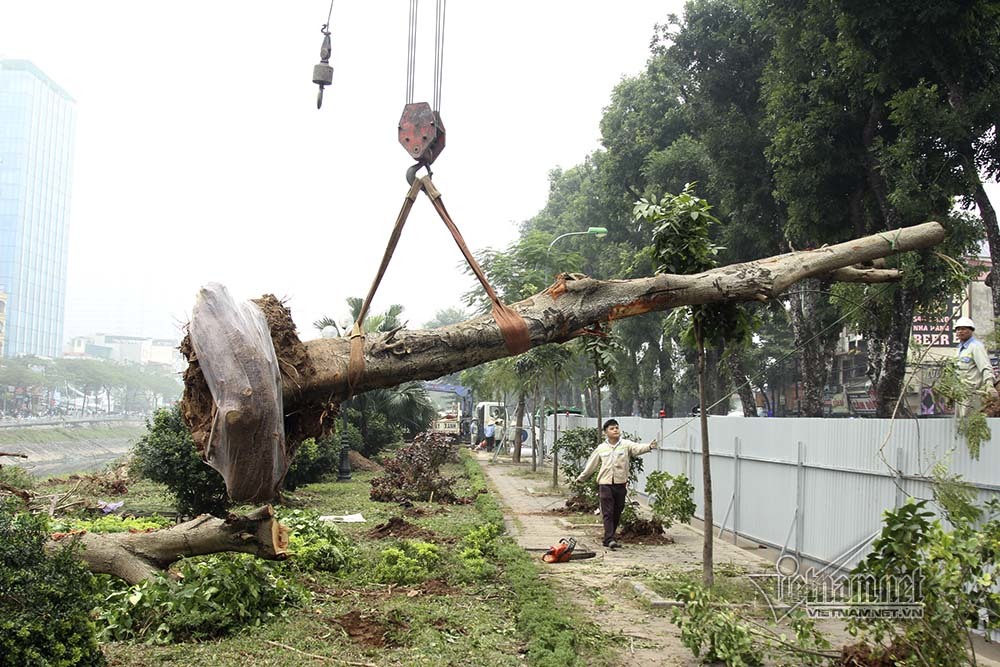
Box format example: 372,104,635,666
398,102,446,166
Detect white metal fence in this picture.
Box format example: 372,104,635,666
544,414,1000,572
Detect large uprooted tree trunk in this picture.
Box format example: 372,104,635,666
47,506,288,584
180,222,946,503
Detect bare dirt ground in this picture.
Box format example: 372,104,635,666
477,452,1000,667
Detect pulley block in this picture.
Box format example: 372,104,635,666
398,102,446,165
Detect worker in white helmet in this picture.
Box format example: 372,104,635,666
953,316,998,418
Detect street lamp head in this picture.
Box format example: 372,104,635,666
547,227,610,255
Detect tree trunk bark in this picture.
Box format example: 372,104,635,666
787,279,839,417
695,324,714,588
593,351,603,442
531,386,539,473
874,286,917,418
180,223,945,502
512,392,525,464
658,335,675,417
959,141,1000,318
932,61,1000,319
552,373,560,489
48,506,288,584
725,350,758,416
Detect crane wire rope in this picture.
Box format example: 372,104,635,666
433,0,446,112
406,0,418,104
404,0,447,110
323,0,334,30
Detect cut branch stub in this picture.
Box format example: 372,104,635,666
187,283,288,503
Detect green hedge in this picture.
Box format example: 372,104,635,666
460,452,593,667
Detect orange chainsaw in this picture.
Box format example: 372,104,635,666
539,538,597,563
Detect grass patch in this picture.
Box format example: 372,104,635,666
0,424,147,446
507,466,556,482
93,449,612,666
646,563,761,605
40,474,178,517
464,453,615,666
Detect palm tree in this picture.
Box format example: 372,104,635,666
314,302,431,454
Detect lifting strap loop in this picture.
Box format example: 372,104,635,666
420,176,531,355
347,178,423,394
345,176,531,396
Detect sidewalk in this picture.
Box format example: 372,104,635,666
476,451,1000,666
477,451,764,667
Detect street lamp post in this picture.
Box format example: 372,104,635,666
322,325,352,482
544,227,607,489
337,410,352,481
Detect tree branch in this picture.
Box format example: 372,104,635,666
47,505,288,584
299,221,943,399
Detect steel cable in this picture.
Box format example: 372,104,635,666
433,0,446,111
406,0,418,104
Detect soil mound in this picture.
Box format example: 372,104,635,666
368,516,438,541
331,610,407,648
348,450,382,472
416,579,459,596
618,518,675,545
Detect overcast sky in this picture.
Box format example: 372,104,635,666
0,1,688,342
3,2,996,344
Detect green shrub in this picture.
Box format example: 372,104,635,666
0,499,105,667
372,540,441,585
846,496,1000,666
276,509,355,572
98,553,307,644
130,406,231,517
283,434,343,490
453,520,503,581
51,514,173,534
644,470,696,529
345,407,404,458
370,433,462,503
672,585,763,666
460,522,502,558
0,463,35,490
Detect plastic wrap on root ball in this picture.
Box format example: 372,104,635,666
190,283,288,502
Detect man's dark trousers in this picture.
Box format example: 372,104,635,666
599,483,627,545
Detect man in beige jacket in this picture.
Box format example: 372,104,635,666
576,419,657,549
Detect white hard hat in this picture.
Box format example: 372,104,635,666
953,316,976,330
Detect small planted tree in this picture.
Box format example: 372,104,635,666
642,470,696,531
635,183,755,585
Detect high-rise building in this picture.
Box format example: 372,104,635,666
0,60,75,358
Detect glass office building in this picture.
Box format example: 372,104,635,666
0,60,75,358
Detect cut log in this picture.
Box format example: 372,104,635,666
46,505,288,584
181,221,946,502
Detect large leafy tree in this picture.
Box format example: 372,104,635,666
762,0,987,416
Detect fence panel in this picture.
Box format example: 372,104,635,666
543,413,1000,569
